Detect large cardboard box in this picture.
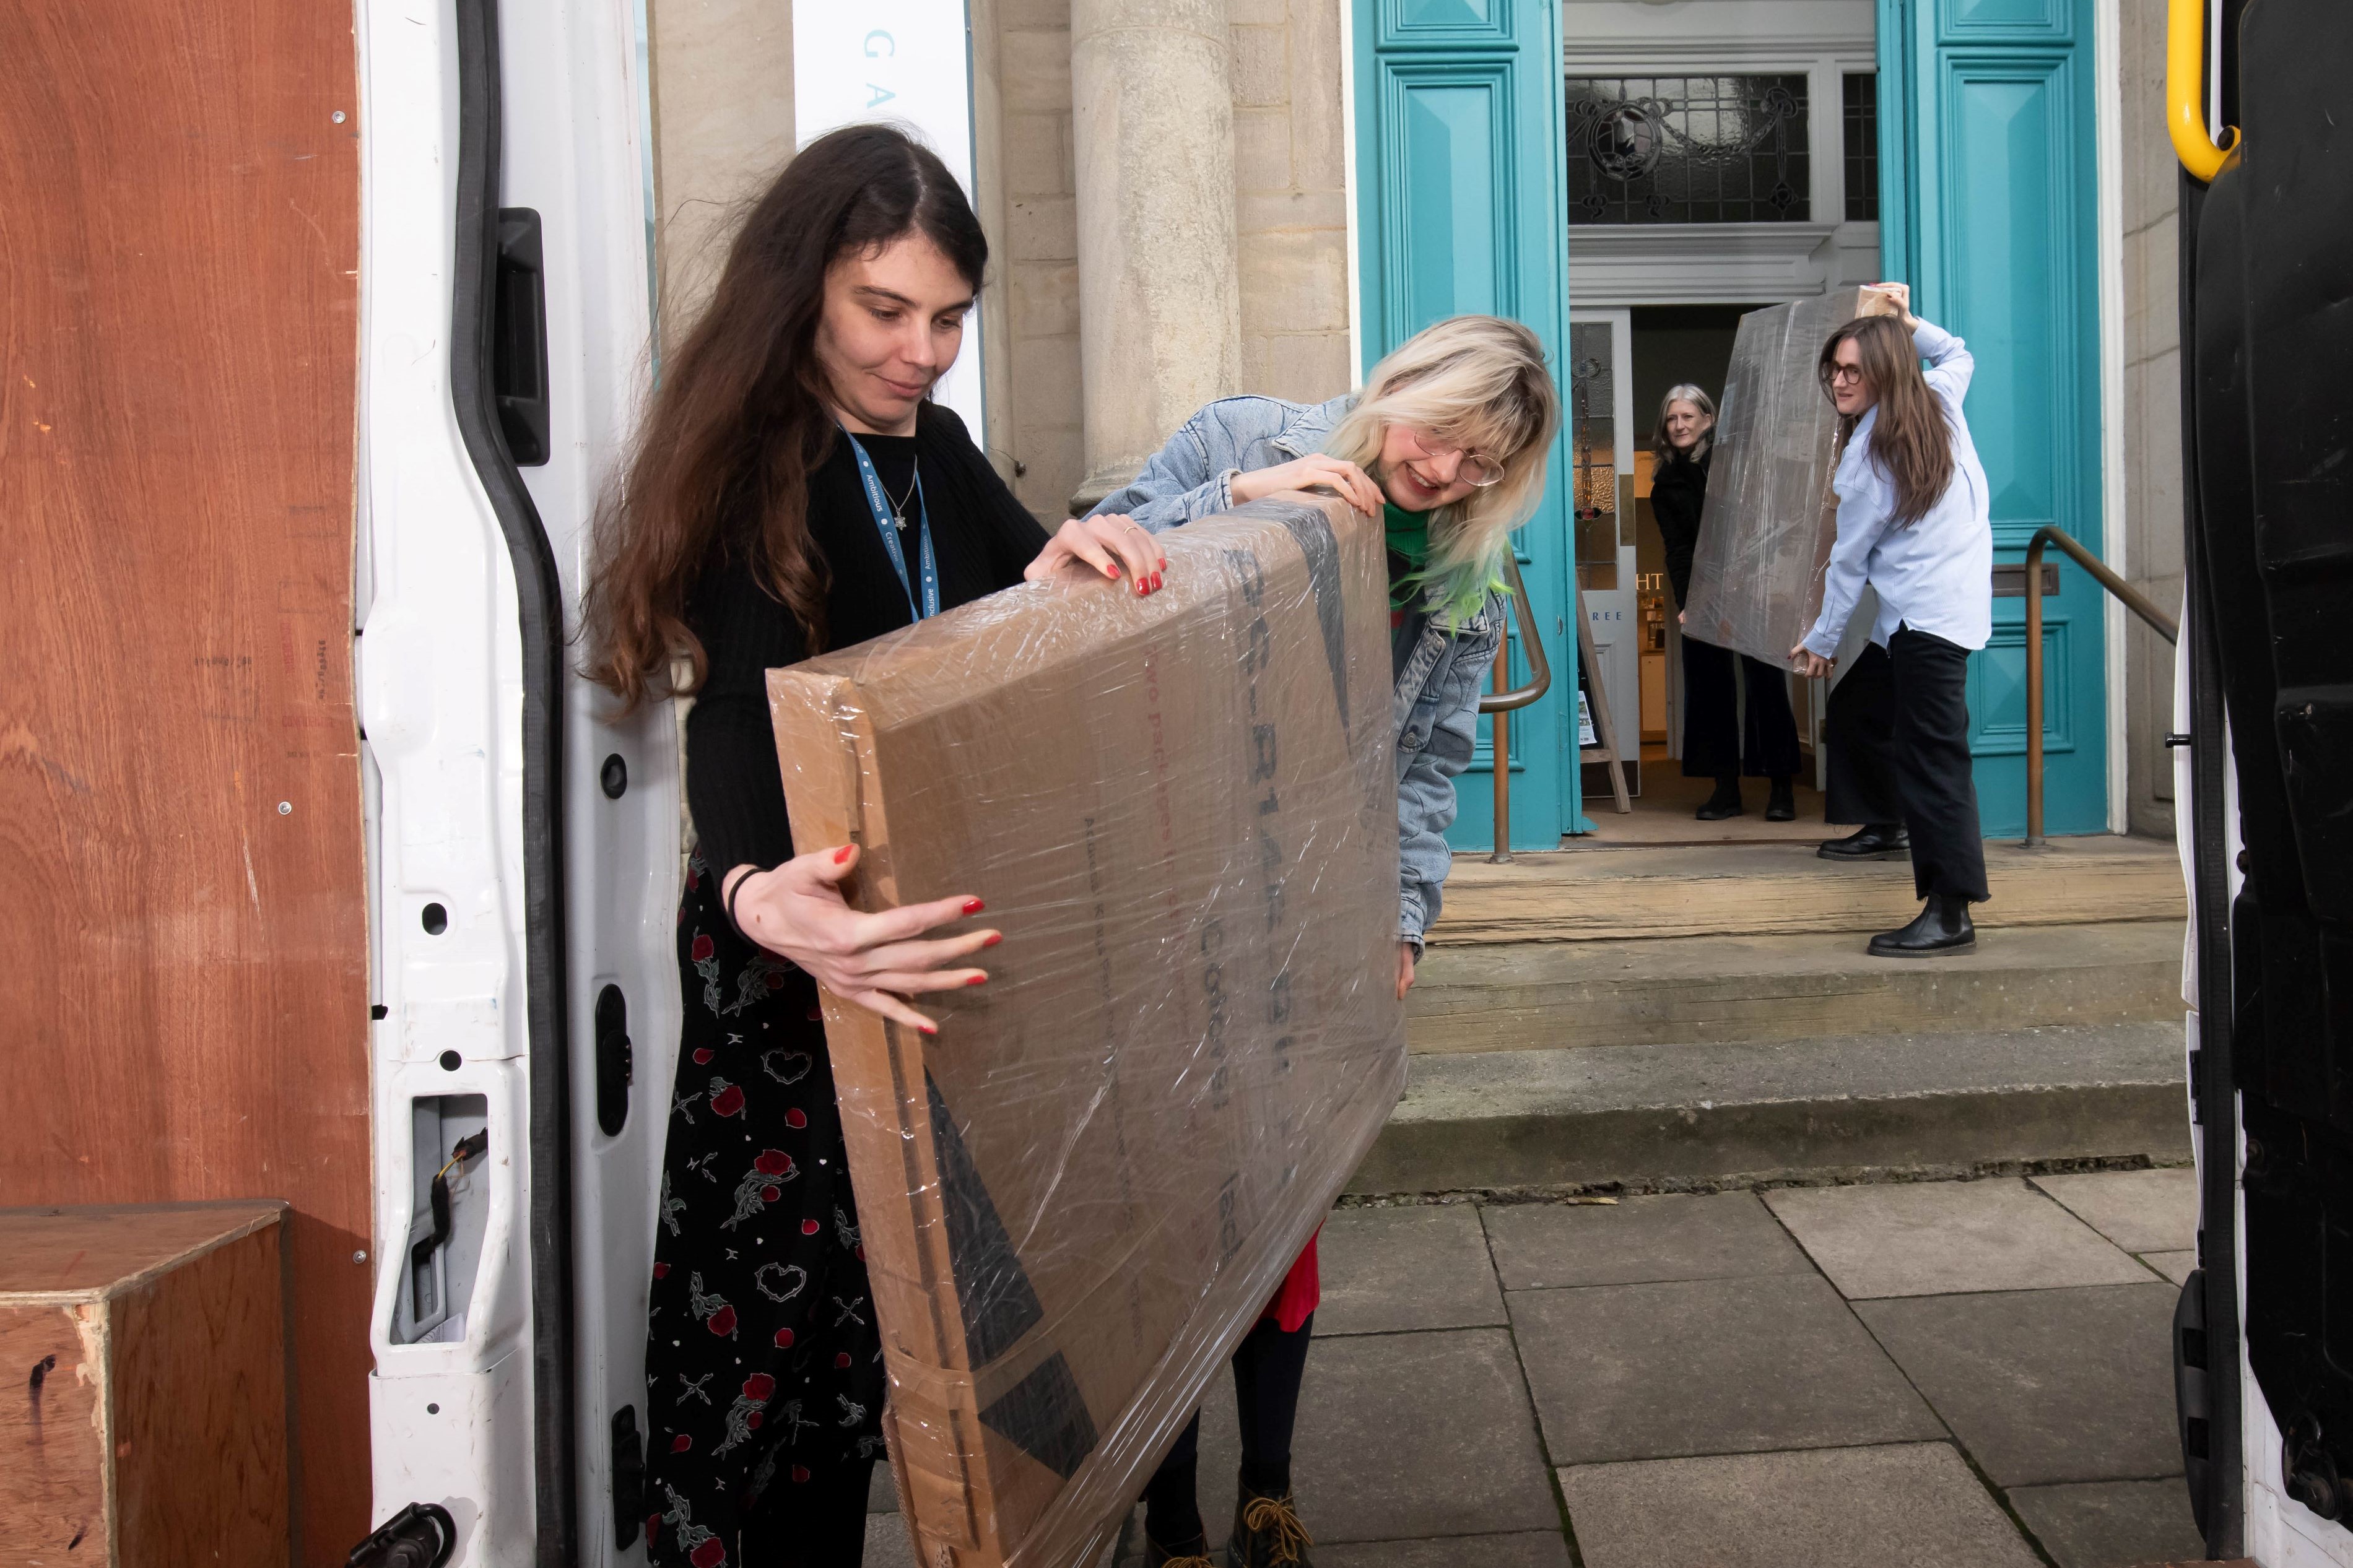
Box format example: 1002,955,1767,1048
1682,286,1898,667
768,495,1407,1568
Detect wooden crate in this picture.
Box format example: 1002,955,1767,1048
0,1202,290,1567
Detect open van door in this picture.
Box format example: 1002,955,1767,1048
2175,1,2353,1561
355,0,676,1561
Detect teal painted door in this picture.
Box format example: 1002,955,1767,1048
1879,0,2108,835
1353,0,1581,850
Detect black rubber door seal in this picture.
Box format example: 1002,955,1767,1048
450,0,578,1557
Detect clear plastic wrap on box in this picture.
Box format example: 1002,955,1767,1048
767,494,1407,1568
1682,286,1897,667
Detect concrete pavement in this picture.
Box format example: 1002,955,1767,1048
866,1166,2207,1567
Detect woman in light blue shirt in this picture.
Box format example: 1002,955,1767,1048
1791,283,1992,956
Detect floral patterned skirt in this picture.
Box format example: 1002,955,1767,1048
642,857,886,1567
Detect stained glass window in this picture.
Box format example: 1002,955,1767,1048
1564,76,1811,224
1843,73,1880,222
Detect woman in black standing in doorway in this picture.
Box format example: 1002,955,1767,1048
583,125,1170,1568
1650,384,1801,820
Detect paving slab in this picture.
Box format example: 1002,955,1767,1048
2032,1168,2199,1254
1509,1273,1943,1463
1179,1327,1555,1544
1559,1442,2043,1568
2007,1478,2206,1568
864,1515,919,1568
1316,1203,1506,1336
1318,1532,1573,1567
1856,1284,2183,1486
2142,1249,2197,1285
1482,1192,1812,1291
1764,1178,2151,1297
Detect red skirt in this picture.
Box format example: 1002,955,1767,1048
1262,1229,1320,1333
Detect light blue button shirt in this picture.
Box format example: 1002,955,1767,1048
1802,320,1994,657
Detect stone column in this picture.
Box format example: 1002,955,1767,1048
1069,0,1243,513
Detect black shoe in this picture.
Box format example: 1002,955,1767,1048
1765,778,1796,821
1226,1482,1315,1568
1868,894,1977,957
1695,778,1744,821
1818,823,1910,861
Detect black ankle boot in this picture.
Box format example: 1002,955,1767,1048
1818,823,1910,861
1765,776,1796,821
1226,1478,1315,1567
1868,893,1976,957
1695,776,1744,821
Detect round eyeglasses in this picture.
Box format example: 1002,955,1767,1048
1399,426,1505,487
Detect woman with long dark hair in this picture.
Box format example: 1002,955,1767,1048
1792,282,1993,956
584,124,1163,1568
1649,384,1800,820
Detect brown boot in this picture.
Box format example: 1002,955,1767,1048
1225,1481,1315,1567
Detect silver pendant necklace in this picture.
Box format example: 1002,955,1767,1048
885,460,918,531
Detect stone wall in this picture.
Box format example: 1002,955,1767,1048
2117,0,2182,838
1229,0,1355,405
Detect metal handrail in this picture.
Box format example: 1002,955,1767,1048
2024,525,2178,847
1480,554,1552,862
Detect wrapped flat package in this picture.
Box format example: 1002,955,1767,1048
767,493,1407,1568
1682,285,1898,667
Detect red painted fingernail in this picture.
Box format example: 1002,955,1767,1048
1107,562,1120,578
982,932,1003,948
918,1022,938,1036
967,974,988,987
962,898,985,915
833,845,855,864
1152,573,1164,591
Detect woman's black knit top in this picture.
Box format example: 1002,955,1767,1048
1650,446,1711,611
684,402,1048,879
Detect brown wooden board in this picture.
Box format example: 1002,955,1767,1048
0,2,368,1557
0,1202,290,1567
768,496,1409,1567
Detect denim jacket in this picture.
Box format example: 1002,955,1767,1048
1089,395,1502,948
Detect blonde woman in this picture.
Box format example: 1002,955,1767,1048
1026,314,1559,1568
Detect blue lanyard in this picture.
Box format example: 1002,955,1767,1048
841,426,939,622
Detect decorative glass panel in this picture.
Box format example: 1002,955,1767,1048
1843,73,1881,222
1569,322,1618,586
1564,75,1811,223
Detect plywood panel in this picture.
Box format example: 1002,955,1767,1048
0,1304,109,1562
0,0,368,1557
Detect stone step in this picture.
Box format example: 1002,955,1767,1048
1347,1021,2190,1194
1406,921,2184,1055
1429,836,2186,945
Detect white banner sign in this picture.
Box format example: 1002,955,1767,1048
794,0,985,440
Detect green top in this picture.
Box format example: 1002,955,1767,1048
1383,501,1507,625
1383,503,1431,609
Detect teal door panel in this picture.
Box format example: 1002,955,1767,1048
1880,0,2108,836
1355,0,1578,851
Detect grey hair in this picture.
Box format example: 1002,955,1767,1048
1651,383,1718,464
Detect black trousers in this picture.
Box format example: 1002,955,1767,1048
1142,1313,1315,1544
1680,633,1801,780
1824,628,1990,902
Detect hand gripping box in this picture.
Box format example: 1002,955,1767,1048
1681,285,1898,667
767,495,1407,1568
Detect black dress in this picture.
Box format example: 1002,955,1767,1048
644,404,1046,1568
1651,448,1801,782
